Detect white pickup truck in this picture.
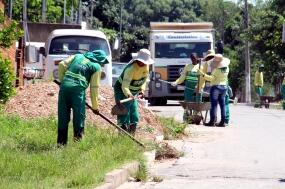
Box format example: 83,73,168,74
25,29,113,86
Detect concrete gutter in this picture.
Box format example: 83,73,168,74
94,161,139,189
95,150,157,189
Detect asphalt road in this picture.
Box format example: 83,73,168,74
119,102,285,189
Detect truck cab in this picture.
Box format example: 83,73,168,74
39,29,112,86
147,22,214,105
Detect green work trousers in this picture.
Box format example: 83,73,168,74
58,86,86,145
225,93,230,124
255,86,263,96
114,83,140,127
184,80,201,102
183,80,202,122
282,85,285,110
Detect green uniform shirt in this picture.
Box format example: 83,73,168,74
116,62,149,97
58,54,101,109
175,64,204,91
202,66,229,86
254,71,264,87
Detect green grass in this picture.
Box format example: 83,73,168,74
0,113,145,189
158,117,187,140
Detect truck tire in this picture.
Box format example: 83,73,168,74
149,98,167,106
159,98,167,106
149,98,159,106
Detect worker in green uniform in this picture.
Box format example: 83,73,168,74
282,75,285,110
57,50,109,145
171,53,204,102
254,64,264,105
113,49,154,134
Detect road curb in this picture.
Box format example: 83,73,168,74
95,149,157,189
94,161,139,189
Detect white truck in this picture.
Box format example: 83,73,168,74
24,29,113,86
147,22,215,105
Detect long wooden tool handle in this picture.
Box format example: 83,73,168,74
159,79,193,90
53,80,145,148
120,97,134,103
85,103,145,148
197,58,202,102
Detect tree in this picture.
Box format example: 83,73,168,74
248,0,285,91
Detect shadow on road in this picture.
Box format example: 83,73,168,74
148,104,180,107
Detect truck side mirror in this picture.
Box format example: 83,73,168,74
25,45,39,63
149,71,160,81
113,37,120,50
39,47,46,56
112,37,121,60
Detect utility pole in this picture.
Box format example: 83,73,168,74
77,0,82,24
42,0,46,22
90,0,94,27
8,0,13,19
119,0,123,41
63,0,66,23
244,0,251,103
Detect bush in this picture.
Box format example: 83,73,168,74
0,9,23,48
0,54,15,104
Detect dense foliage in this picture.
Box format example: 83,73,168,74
0,8,21,103
0,54,15,104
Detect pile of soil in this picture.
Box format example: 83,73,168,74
4,81,163,140
155,142,181,160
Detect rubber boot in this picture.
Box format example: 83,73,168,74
121,124,128,132
129,123,136,135
74,128,84,142
57,129,68,146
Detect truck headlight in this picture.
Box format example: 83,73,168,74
155,82,161,88
155,72,161,79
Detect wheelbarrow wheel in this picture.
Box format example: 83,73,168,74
265,103,269,109
192,115,202,125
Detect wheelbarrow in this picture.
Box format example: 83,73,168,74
179,101,211,125
255,95,275,109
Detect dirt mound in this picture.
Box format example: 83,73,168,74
4,81,163,140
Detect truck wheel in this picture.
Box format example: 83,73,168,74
158,98,167,106
149,98,159,106
265,103,269,109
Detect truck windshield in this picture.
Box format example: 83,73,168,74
49,36,110,55
155,42,211,58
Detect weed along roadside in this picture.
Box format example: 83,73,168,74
1,82,188,188
0,112,146,188
95,116,187,188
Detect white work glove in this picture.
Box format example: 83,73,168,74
198,69,205,76
171,82,177,87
